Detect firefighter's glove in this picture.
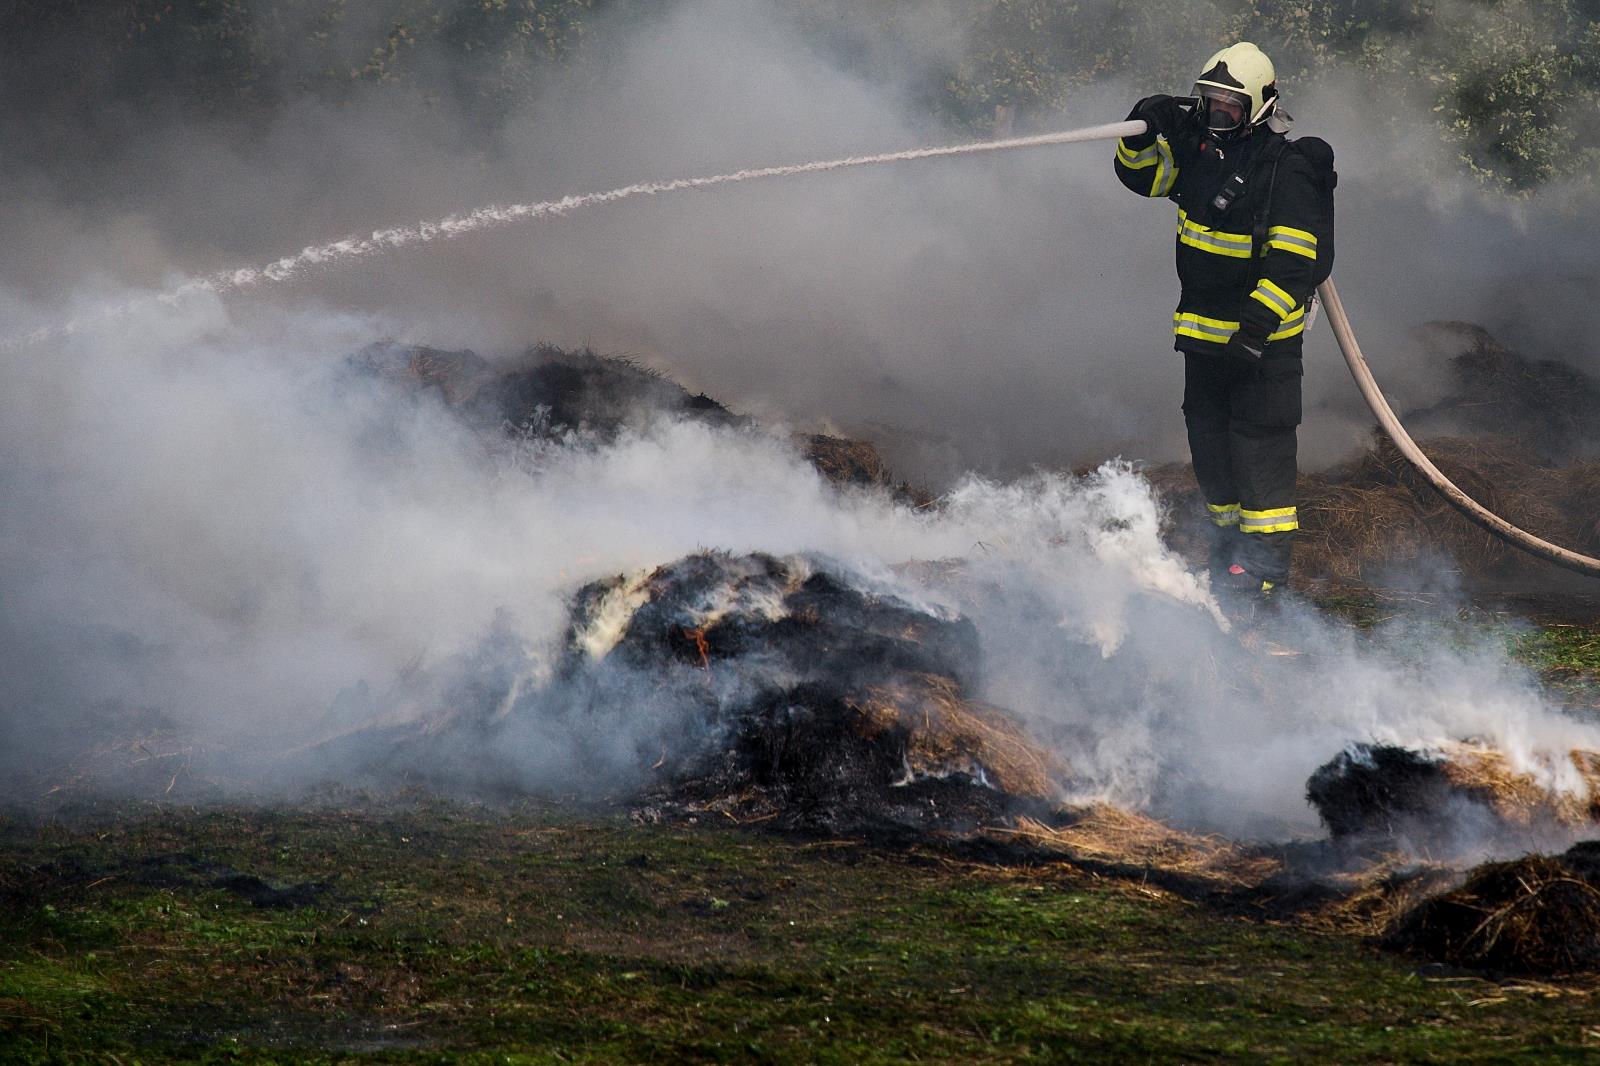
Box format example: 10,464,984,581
1128,94,1182,139
1223,327,1269,364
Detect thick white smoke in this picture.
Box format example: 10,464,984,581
3,295,1593,843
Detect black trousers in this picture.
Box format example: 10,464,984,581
1181,351,1302,584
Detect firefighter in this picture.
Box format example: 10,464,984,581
1114,42,1326,602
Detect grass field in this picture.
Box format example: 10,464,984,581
4,800,1600,1064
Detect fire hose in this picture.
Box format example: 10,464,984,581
1097,119,1600,580
1317,278,1600,580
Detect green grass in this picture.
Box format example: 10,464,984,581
1307,588,1600,711
1502,623,1600,706
4,804,1600,1063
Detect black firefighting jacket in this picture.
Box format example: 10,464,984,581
1113,118,1323,356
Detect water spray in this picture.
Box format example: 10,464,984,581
5,122,1141,350
12,116,1597,577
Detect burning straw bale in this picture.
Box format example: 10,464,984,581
1306,741,1600,850
1385,842,1600,975
567,552,1068,833
857,674,1058,799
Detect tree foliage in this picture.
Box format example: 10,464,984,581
4,0,1596,190
927,0,1600,190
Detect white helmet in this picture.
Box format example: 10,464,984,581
1193,42,1278,137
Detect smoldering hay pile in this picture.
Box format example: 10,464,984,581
570,551,1065,834
321,546,1066,836
312,343,1061,833
1384,842,1600,976
1306,742,1600,852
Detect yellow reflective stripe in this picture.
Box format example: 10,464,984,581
1180,233,1252,258
1151,138,1178,197
1174,311,1237,343
1240,506,1299,534
1206,502,1241,527
1266,225,1318,260
1267,309,1306,341
1177,210,1252,245
1117,140,1158,169
1250,278,1298,319
1176,209,1253,259
1267,225,1316,245
1176,309,1306,343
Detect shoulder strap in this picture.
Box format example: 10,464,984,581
1252,135,1293,252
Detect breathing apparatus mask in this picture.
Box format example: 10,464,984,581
1196,86,1252,139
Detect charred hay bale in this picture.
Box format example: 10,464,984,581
351,342,493,406
1406,322,1600,461
1385,842,1600,975
567,552,1065,829
1307,742,1600,847
1306,744,1461,840
732,676,1061,805
802,433,889,488
568,552,982,690
489,345,739,440
357,343,922,500
353,342,741,441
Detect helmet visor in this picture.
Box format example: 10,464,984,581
1195,85,1251,133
